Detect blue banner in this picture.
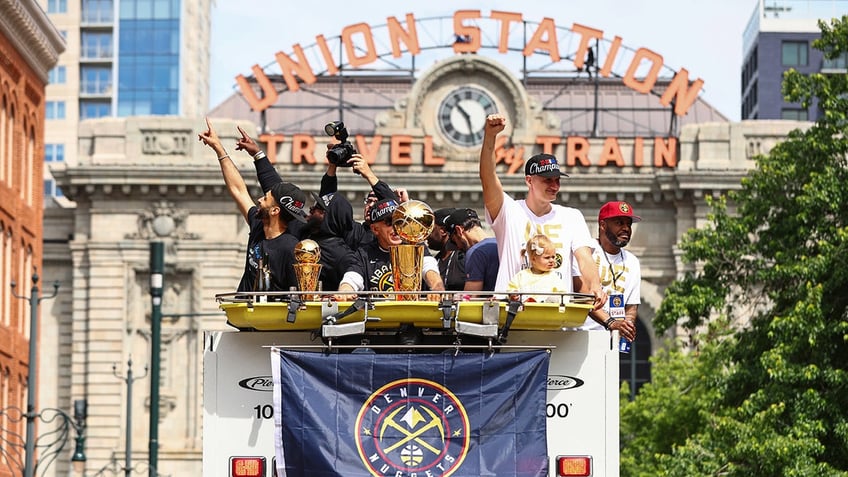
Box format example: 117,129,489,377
271,350,550,477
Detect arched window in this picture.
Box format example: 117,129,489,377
0,94,7,184
619,317,652,401
0,221,5,327
26,124,35,203
7,103,15,187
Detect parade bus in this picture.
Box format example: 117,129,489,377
203,290,620,477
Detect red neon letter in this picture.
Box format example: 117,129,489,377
659,68,705,116
236,65,279,112
523,17,560,62
275,45,317,93
622,48,663,94
491,11,523,53
453,10,482,54
342,23,378,68
387,14,421,57
571,23,603,70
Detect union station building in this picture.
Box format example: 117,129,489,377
44,11,805,475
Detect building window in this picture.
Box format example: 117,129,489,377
44,179,64,198
82,0,114,23
781,109,809,121
82,32,114,59
823,51,848,70
81,66,112,95
782,41,808,66
47,0,67,13
48,66,66,84
117,14,180,116
45,144,65,162
46,101,66,119
80,101,111,119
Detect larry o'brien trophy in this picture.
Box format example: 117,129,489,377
390,200,435,301
293,239,322,300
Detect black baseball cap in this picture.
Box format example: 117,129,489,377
369,198,399,223
310,191,334,211
270,182,308,222
434,208,457,227
444,208,479,234
524,153,569,178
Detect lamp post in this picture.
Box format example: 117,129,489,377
148,241,164,477
114,356,148,477
10,269,59,477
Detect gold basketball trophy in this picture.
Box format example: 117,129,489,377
293,239,322,300
390,200,435,301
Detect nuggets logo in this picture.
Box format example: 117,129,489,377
355,379,470,477
619,202,631,214
611,295,624,308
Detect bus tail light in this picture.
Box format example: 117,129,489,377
230,456,266,477
556,455,592,476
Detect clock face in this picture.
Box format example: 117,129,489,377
437,86,498,147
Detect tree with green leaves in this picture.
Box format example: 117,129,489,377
620,16,848,477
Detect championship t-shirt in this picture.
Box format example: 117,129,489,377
486,193,594,292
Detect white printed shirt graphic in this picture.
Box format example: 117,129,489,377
487,192,594,293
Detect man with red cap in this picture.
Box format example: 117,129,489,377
575,201,641,343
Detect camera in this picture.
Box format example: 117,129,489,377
324,121,357,167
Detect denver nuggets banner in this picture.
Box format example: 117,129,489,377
270,350,550,477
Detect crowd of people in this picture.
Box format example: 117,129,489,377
198,113,641,343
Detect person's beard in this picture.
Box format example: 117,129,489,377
256,206,270,221
605,228,629,248
306,215,322,232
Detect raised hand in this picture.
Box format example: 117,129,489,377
198,117,225,156
235,125,261,156
484,113,506,137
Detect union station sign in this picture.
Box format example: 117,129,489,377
232,10,706,171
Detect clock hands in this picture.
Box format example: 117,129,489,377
455,102,474,135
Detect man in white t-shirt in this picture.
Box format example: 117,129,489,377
576,201,641,342
478,114,605,310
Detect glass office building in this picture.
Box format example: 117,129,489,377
43,0,211,199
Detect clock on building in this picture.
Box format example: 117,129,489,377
437,86,498,147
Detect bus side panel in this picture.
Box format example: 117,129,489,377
509,330,619,477
202,331,313,477
203,330,619,477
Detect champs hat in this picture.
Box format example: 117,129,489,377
310,191,334,211
444,208,479,234
524,153,569,178
369,198,399,223
598,201,642,222
270,182,308,222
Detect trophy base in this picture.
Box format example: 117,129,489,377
390,244,425,301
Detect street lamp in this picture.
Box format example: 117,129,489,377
114,356,148,477
148,241,164,477
10,268,61,477
71,399,88,473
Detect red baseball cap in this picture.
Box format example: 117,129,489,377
598,201,641,222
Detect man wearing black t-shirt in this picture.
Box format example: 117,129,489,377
198,118,308,293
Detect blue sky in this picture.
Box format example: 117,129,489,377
209,0,757,121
